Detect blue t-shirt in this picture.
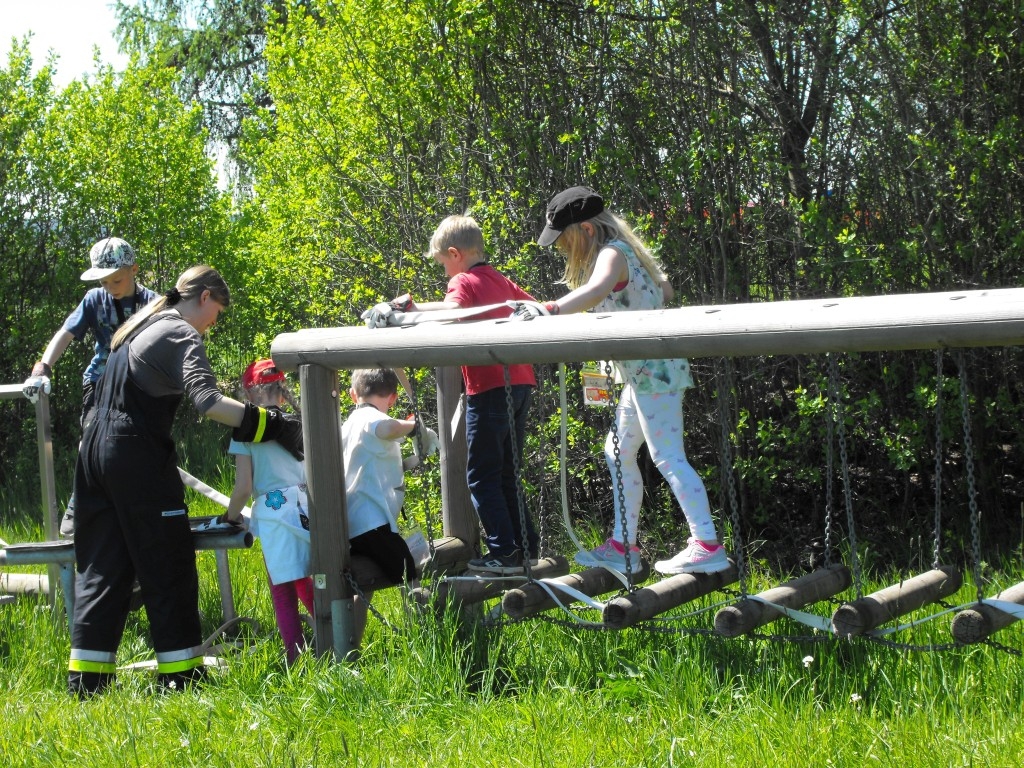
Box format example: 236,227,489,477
62,285,159,384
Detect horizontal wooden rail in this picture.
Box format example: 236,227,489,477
272,288,1024,371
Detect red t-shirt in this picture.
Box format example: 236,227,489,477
445,263,537,395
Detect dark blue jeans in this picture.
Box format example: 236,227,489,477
465,384,539,559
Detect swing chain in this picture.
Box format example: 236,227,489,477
823,371,835,570
344,569,400,634
955,349,984,603
406,371,439,557
828,353,862,599
504,366,533,576
605,360,634,588
932,348,945,570
717,358,747,598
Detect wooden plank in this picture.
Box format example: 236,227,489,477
950,580,1024,644
501,562,650,620
714,564,851,637
831,566,962,637
271,289,1024,372
603,564,738,629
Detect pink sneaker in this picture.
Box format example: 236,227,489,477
654,538,729,575
574,537,641,571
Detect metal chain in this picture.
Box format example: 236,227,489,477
604,360,633,588
823,365,835,570
932,348,945,570
344,570,400,634
504,366,533,577
717,358,747,598
955,349,984,603
536,364,550,558
828,353,862,599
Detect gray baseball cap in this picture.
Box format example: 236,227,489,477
81,237,137,281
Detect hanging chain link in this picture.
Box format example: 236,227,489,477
955,349,984,603
604,360,633,588
828,353,862,599
932,348,945,570
406,370,439,557
717,358,746,598
344,569,399,634
823,364,835,570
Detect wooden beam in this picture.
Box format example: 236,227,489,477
271,289,1024,372
298,363,353,661
409,556,571,610
603,564,738,629
501,562,650,620
714,564,851,637
950,581,1024,644
831,566,962,637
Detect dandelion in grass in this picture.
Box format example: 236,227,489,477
850,692,862,707
802,655,814,668
180,737,190,748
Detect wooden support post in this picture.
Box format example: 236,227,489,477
604,564,738,629
436,367,477,550
714,564,851,637
502,562,649,620
298,363,353,661
34,391,60,607
831,565,962,637
950,580,1024,644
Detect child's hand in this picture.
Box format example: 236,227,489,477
507,300,552,321
361,302,396,328
416,427,439,457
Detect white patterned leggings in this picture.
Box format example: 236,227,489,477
604,385,716,547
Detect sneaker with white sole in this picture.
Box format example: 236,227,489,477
467,550,525,575
654,538,729,575
574,538,642,571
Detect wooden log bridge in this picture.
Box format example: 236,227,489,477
409,555,571,610
502,562,651,620
830,566,962,638
603,563,738,629
269,288,1024,658
714,564,852,637
950,581,1024,644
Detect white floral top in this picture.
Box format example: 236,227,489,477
594,240,693,394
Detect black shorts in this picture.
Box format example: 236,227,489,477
350,524,416,584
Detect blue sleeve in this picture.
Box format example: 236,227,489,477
61,291,100,341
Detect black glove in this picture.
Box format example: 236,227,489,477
233,404,305,461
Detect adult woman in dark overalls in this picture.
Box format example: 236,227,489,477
68,265,303,697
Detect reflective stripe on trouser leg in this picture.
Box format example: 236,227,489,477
69,648,117,674
155,647,205,675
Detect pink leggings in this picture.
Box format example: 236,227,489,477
269,576,314,663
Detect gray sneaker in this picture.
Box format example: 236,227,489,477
466,550,525,575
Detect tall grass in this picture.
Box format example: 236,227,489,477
4,490,1024,767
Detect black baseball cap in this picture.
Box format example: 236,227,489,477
537,186,604,246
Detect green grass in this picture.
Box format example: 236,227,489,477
4,494,1024,766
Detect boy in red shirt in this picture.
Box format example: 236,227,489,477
402,215,539,574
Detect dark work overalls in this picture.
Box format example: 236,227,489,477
68,314,204,695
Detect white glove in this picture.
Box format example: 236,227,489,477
418,426,439,457
361,302,395,329
508,300,550,321
23,375,51,404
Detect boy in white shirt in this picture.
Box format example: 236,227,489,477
341,368,437,649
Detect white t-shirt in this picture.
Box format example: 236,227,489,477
341,404,404,538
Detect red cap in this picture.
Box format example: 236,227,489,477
242,359,285,389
